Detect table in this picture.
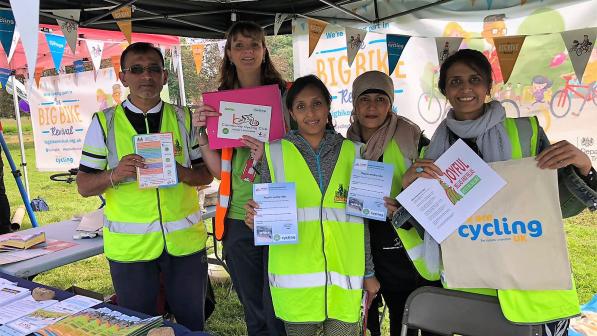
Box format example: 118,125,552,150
0,207,220,278
0,272,211,336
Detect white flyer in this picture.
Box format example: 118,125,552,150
217,101,271,142
346,159,394,221
396,139,506,243
252,183,298,245
134,133,178,189
0,296,58,325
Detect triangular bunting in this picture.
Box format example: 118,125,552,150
486,0,493,9
112,6,132,44
435,37,463,65
34,66,43,88
10,0,39,87
73,59,85,73
111,55,121,79
86,39,104,74
0,67,10,89
52,9,80,54
560,28,597,83
386,34,410,75
307,18,327,57
191,44,205,74
7,29,19,63
493,35,526,83
0,9,16,56
345,27,367,67
44,33,67,73
274,13,288,36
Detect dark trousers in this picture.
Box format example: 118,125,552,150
109,249,208,331
223,218,286,336
0,161,11,234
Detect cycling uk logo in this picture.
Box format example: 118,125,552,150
458,214,543,243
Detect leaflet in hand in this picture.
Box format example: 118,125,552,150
133,133,178,189
346,159,394,221
396,139,506,243
217,101,271,142
252,183,298,245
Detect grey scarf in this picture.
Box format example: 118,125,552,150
424,100,512,163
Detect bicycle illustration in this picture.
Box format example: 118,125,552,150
348,34,365,50
570,35,593,56
549,74,597,118
232,114,260,126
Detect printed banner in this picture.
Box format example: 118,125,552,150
85,39,104,73
386,34,410,75
561,27,597,83
345,27,367,67
44,33,67,73
494,35,526,83
435,37,463,64
110,55,121,79
274,13,288,36
191,44,205,74
0,67,10,88
52,9,80,54
308,18,328,57
27,68,170,171
112,6,132,44
0,9,15,56
10,0,39,85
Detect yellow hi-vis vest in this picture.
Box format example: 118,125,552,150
265,139,365,323
97,103,207,262
445,117,580,324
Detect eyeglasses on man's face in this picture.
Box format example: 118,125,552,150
123,64,164,75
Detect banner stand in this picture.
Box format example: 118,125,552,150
11,75,31,197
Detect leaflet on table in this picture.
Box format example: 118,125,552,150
0,284,30,307
396,139,506,243
252,183,298,246
216,101,271,143
133,133,178,189
0,296,58,325
0,240,77,265
6,295,101,334
346,159,394,221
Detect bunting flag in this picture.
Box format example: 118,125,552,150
111,55,121,79
217,40,226,55
112,6,132,44
10,0,39,86
7,29,19,63
44,33,67,73
191,44,205,74
172,44,181,74
0,9,16,56
493,35,526,83
560,28,597,83
274,13,288,36
52,9,80,54
73,59,85,73
34,66,43,88
345,27,366,67
435,37,463,65
486,0,493,9
386,34,410,75
308,18,327,57
0,67,10,89
86,39,104,74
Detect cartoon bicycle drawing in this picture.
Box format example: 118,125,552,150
348,34,365,50
570,35,593,56
233,114,260,126
549,74,597,118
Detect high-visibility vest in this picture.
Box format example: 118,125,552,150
265,139,364,323
444,117,580,324
97,103,207,262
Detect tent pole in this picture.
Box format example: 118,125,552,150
176,45,186,106
11,76,30,198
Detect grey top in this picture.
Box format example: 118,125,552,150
261,130,375,276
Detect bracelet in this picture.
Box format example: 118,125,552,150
198,142,209,147
109,170,118,189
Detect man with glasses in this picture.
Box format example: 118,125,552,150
76,42,213,331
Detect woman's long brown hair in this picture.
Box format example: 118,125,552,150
218,21,286,91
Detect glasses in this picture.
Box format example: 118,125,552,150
123,64,164,75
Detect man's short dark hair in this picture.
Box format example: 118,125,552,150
120,42,164,70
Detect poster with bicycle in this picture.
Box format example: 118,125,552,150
292,0,597,165
27,68,169,171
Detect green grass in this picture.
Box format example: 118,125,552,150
2,117,596,335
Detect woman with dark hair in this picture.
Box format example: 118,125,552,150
245,75,374,336
193,21,287,336
389,49,597,335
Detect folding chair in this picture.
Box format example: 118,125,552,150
400,286,543,336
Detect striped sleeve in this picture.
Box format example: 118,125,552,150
79,116,108,171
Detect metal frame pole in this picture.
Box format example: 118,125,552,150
11,76,30,197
